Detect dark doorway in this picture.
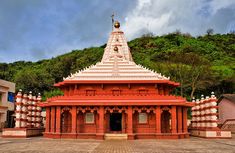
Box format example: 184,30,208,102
161,110,171,133
61,111,72,133
110,113,122,131
6,110,15,128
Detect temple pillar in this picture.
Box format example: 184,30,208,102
71,106,77,138
97,106,104,139
127,106,134,139
77,112,80,133
122,112,125,133
55,106,61,133
45,107,50,133
155,106,161,134
171,106,177,133
183,107,188,133
50,107,56,133
177,107,182,133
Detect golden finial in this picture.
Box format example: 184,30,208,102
114,21,120,28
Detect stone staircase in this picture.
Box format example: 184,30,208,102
104,133,128,140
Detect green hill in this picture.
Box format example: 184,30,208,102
0,32,234,100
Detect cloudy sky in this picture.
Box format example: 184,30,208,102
0,0,235,63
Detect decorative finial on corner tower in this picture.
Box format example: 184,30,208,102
192,97,195,102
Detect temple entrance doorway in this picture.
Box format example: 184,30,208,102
110,113,122,131
61,111,72,133
161,110,171,133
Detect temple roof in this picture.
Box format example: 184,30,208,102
62,21,172,82
218,94,235,104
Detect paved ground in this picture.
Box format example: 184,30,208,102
0,135,234,153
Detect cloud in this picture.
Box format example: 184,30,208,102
122,0,235,39
0,0,136,63
0,0,234,63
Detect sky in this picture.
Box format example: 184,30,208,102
0,0,235,63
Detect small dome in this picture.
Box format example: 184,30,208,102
114,21,120,28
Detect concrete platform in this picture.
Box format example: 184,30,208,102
190,129,232,138
2,128,44,138
0,135,235,153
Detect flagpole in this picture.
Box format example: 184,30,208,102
111,13,114,31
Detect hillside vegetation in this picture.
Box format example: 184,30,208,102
0,32,234,100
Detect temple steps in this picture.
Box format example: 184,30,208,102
104,133,128,140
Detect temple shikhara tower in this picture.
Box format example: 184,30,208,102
41,21,194,139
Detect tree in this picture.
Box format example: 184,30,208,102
13,68,54,94
141,32,154,38
165,52,212,98
206,28,214,36
183,53,212,98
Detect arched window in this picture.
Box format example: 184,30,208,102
61,110,72,133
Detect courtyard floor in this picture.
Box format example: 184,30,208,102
0,134,234,153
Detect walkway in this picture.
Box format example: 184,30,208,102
0,135,234,153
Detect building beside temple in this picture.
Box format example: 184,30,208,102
218,94,235,133
218,94,235,124
40,21,194,139
0,79,15,131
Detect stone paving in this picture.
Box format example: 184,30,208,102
0,135,234,153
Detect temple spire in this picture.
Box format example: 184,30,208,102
101,20,133,62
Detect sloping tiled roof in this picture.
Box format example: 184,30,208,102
218,94,235,103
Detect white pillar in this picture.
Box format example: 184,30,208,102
191,97,196,128
15,90,23,128
210,94,218,128
198,95,204,128
27,91,33,127
195,99,200,128
31,96,37,127
21,93,28,128
36,93,42,128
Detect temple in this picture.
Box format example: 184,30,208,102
40,21,194,139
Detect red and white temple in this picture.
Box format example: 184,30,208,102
40,21,194,139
